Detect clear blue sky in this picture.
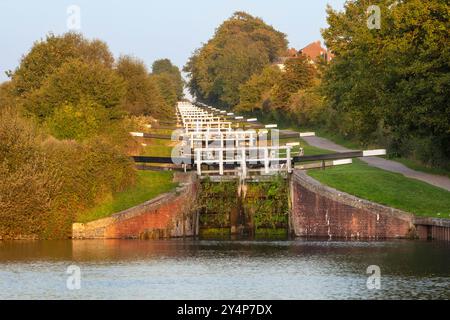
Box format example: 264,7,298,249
0,0,345,83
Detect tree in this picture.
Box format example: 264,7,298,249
116,55,169,118
152,59,184,100
184,11,288,108
25,59,126,120
0,108,61,237
11,33,113,98
322,0,450,165
271,56,317,109
288,83,326,126
236,65,282,112
0,81,16,110
151,73,178,110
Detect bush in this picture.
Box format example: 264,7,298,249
25,59,126,120
43,137,135,210
45,98,110,141
0,109,61,238
0,109,136,239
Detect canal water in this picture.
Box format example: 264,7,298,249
0,239,448,300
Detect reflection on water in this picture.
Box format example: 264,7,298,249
0,239,449,300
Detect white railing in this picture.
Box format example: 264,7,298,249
194,146,293,177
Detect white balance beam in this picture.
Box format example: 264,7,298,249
333,159,353,166
299,132,316,137
363,149,387,157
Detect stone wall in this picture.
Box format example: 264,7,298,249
72,173,199,239
290,170,415,239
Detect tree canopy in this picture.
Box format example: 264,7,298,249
184,11,288,108
321,0,450,165
235,54,318,122
116,55,170,119
152,58,184,101
12,33,114,97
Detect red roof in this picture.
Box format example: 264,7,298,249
300,41,333,62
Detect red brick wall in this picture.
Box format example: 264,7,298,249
105,189,196,239
72,173,199,239
291,171,414,239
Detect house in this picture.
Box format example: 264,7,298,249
299,40,334,63
274,41,333,71
274,48,299,71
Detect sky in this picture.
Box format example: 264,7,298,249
0,0,346,83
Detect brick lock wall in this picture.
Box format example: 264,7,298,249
290,171,415,239
72,173,199,239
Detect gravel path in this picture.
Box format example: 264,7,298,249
284,132,450,192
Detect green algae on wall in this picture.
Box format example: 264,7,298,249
198,176,289,239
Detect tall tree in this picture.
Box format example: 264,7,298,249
25,59,125,120
116,55,169,119
11,33,113,98
322,0,450,164
151,73,178,110
184,11,288,108
271,56,317,109
0,81,16,110
152,59,184,99
236,65,282,112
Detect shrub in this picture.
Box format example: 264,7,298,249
45,98,110,141
25,59,126,120
0,108,61,238
0,109,136,239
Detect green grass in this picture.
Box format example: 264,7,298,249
308,159,450,218
142,138,174,157
76,171,177,223
257,118,450,218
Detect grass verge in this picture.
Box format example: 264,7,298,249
308,159,450,219
142,138,174,157
76,171,177,223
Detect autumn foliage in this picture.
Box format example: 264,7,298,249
0,33,182,238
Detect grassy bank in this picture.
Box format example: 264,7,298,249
76,170,177,223
290,125,450,178
308,159,450,219
142,138,174,157
277,124,450,218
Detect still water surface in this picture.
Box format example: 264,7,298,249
0,239,449,299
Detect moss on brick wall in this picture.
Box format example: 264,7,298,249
198,176,289,236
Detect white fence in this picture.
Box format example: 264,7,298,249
194,146,293,177
177,102,298,177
